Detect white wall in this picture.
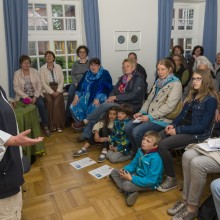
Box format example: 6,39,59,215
98,0,158,88
0,1,9,96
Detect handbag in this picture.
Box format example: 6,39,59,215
165,100,183,119
198,194,218,220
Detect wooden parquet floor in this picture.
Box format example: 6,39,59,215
22,128,213,220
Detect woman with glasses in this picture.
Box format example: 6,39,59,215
40,51,65,133
157,69,218,195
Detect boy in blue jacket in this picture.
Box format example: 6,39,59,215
110,131,163,206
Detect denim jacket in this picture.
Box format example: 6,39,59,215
172,95,217,140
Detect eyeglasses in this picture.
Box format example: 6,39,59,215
192,77,202,81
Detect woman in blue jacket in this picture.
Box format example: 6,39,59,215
70,58,113,123
157,69,219,193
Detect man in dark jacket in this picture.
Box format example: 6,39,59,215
0,86,43,219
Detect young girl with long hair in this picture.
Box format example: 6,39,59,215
157,69,219,194
73,106,118,162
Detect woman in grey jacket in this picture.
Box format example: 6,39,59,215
125,58,182,154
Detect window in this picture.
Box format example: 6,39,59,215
28,0,82,84
171,3,197,58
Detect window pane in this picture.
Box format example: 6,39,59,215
30,57,38,69
68,70,72,83
185,38,192,50
186,20,193,30
68,56,75,69
65,5,75,17
28,18,35,30
28,41,36,56
56,56,66,69
36,18,48,30
63,70,68,84
40,57,46,67
170,39,174,51
172,19,174,30
178,9,183,19
53,19,64,30
38,41,49,55
28,4,34,17
178,19,185,30
177,39,184,48
66,18,76,30
35,4,47,16
67,41,77,54
52,5,63,17
54,41,65,54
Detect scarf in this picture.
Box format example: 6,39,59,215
155,73,174,90
118,72,135,93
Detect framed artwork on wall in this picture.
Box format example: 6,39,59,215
115,31,128,51
115,31,141,51
128,31,141,51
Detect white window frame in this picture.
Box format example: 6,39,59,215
171,2,204,57
28,0,83,84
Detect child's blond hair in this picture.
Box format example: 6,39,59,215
143,131,161,146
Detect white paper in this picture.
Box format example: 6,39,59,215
207,138,220,149
133,117,141,123
88,165,113,179
70,157,96,169
197,143,219,152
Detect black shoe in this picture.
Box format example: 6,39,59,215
65,119,71,128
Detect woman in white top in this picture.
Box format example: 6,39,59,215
40,51,65,132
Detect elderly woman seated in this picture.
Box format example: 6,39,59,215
70,58,113,129
13,55,50,136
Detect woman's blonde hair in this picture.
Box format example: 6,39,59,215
186,69,219,104
157,58,174,73
122,58,136,70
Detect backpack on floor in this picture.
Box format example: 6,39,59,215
198,194,218,220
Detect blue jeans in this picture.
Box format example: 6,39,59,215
35,96,49,126
65,83,76,120
81,102,120,139
86,102,119,123
125,121,164,153
211,178,220,219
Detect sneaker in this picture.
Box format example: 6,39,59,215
126,192,139,206
72,121,85,130
57,128,63,133
44,127,51,137
73,148,88,157
167,201,186,216
97,154,106,162
157,176,177,192
172,208,198,220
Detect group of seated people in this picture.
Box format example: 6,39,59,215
13,44,220,220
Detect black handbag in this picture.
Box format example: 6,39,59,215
198,194,218,220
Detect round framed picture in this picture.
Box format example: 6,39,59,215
131,35,138,43
118,35,125,44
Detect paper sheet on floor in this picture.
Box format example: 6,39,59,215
88,165,113,179
70,157,96,169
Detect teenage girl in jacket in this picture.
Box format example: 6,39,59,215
157,69,218,193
